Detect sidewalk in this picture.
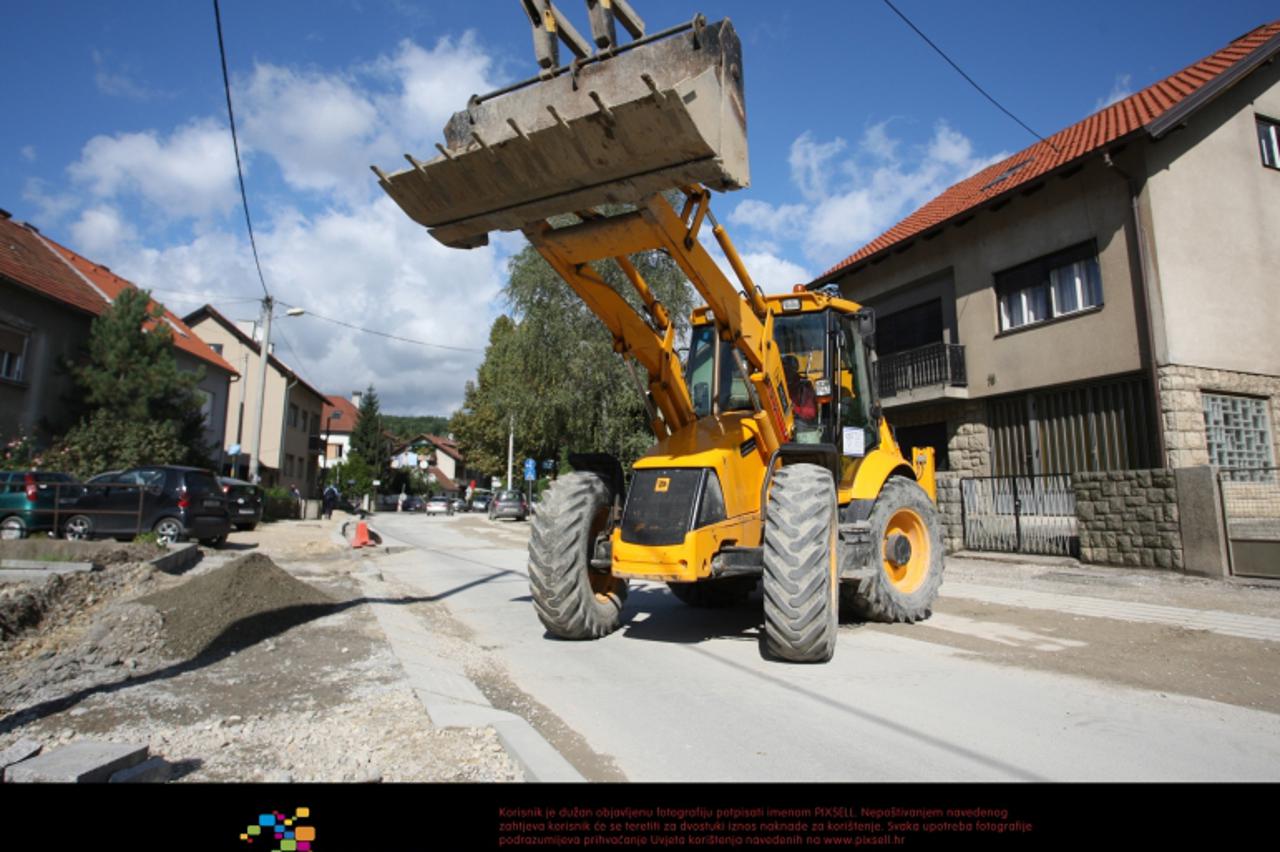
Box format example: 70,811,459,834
943,552,1280,640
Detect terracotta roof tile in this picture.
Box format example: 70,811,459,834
321,395,360,433
817,20,1280,281
0,216,109,316
43,239,237,375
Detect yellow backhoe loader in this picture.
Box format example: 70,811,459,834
375,1,943,662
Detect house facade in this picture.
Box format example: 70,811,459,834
185,305,326,494
811,22,1280,483
319,393,359,473
0,211,236,455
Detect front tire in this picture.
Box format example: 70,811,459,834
64,515,94,541
843,477,944,623
761,464,839,663
527,472,627,640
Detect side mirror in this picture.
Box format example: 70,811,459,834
856,308,876,341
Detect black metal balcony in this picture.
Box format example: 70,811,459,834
875,342,967,400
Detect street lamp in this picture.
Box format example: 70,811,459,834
323,410,341,485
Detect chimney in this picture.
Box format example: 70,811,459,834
352,391,363,408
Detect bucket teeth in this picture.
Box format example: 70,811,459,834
378,18,748,249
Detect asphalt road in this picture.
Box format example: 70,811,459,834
372,512,1280,782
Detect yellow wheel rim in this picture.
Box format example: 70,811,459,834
587,507,622,604
883,507,929,594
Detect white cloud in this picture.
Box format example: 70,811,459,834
235,34,500,202
92,49,165,101
68,119,239,219
69,206,139,256
1095,74,1133,110
22,178,77,223
99,197,507,415
729,121,1006,269
20,145,36,162
737,251,812,295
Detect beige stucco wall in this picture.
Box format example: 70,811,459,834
834,159,1144,398
189,317,323,491
1142,60,1280,376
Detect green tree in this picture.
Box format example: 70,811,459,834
53,288,210,478
349,384,389,486
450,234,695,475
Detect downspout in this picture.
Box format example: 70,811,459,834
1104,152,1168,467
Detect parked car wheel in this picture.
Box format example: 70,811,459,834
153,517,183,546
0,516,27,540
63,515,94,541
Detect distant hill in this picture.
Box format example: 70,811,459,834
383,414,451,440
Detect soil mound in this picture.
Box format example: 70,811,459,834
140,553,335,660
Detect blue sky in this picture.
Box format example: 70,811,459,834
3,0,1276,415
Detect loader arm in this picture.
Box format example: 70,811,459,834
522,189,794,454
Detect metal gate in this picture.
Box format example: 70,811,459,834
961,475,1078,556
1219,467,1280,579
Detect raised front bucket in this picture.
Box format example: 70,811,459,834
376,18,748,249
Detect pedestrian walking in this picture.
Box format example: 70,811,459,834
322,483,338,519
290,484,303,519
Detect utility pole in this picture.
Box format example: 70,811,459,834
507,413,515,491
248,295,274,483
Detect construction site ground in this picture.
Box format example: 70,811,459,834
0,516,523,783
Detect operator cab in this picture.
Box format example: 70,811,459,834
685,293,879,465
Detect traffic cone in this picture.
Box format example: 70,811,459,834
352,521,372,549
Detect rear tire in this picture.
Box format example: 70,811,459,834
843,477,944,623
668,577,757,608
153,517,183,546
528,472,626,640
761,464,839,663
1,515,27,540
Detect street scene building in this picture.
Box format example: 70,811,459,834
811,22,1280,577
184,304,326,493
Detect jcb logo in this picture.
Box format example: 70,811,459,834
654,477,670,493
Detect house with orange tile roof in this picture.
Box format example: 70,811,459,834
184,304,327,494
0,210,238,462
811,21,1280,493
319,393,360,472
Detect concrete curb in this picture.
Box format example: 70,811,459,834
150,542,200,574
351,529,584,783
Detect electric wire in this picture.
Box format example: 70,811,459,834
277,303,482,353
880,0,1059,152
212,0,273,298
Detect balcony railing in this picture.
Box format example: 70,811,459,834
875,342,967,399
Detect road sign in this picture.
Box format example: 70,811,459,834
524,459,536,481
542,458,554,470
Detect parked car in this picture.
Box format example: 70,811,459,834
469,491,493,512
0,470,83,539
425,495,453,516
488,489,528,522
450,496,468,513
218,476,263,531
402,494,426,512
64,465,231,546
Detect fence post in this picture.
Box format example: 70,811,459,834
1012,476,1022,553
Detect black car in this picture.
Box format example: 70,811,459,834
402,494,426,512
488,489,528,522
65,466,231,546
218,477,264,531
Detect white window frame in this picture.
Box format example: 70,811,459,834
996,242,1103,332
1259,115,1280,170
0,324,29,383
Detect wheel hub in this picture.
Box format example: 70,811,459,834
885,533,912,567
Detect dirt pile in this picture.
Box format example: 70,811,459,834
140,552,336,660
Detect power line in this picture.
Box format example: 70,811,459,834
880,0,1059,152
212,0,273,298
280,304,483,353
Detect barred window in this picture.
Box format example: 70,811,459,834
1202,393,1274,470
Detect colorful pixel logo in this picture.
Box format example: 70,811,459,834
238,808,315,851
